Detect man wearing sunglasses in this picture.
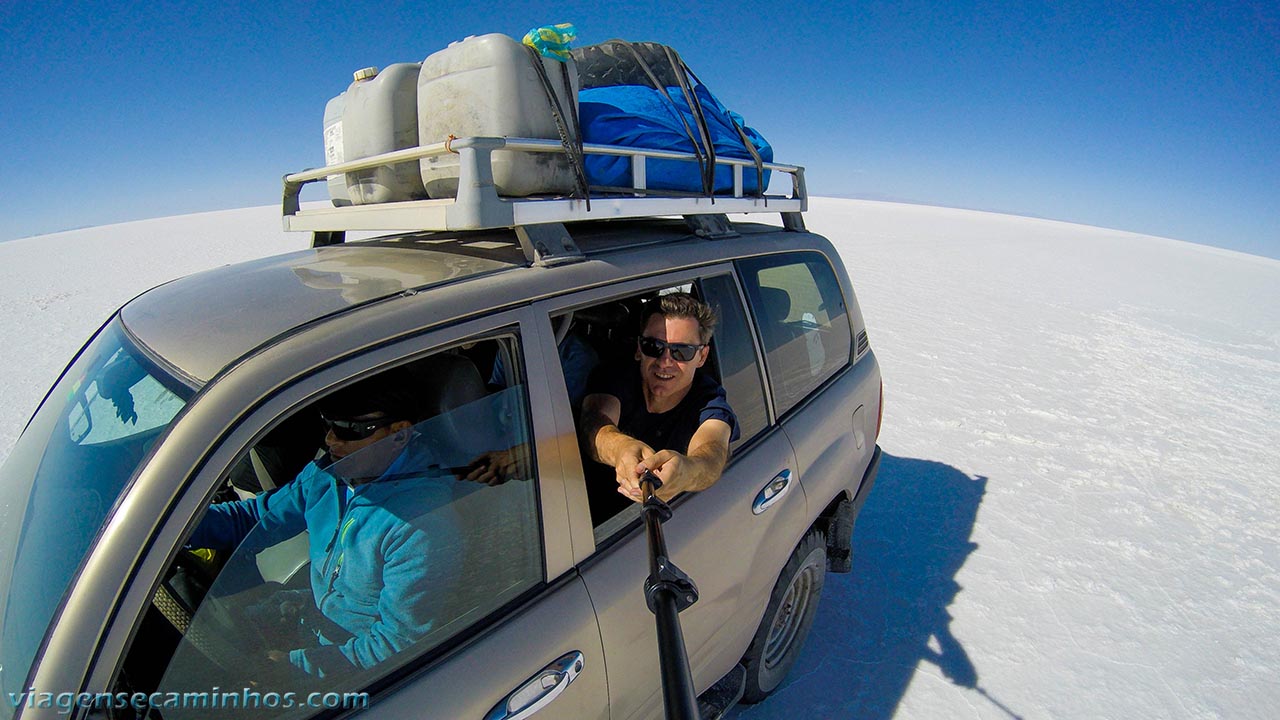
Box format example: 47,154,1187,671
581,293,739,516
187,373,458,678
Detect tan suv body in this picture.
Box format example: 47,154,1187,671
0,212,881,719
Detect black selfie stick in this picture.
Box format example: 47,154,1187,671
639,471,700,720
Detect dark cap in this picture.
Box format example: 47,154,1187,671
317,370,418,423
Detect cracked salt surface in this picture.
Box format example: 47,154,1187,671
1,199,1276,719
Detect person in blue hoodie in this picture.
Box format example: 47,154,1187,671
188,374,460,679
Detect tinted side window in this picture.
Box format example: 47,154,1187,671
699,273,768,449
111,337,543,718
738,253,852,416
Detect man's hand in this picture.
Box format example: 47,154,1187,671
613,440,656,502
637,449,687,501
460,448,524,486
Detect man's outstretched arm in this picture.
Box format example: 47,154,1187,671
581,392,655,498
634,418,732,501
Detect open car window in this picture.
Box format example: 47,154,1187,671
109,337,542,719
551,281,752,542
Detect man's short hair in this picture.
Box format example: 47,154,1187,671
641,292,718,344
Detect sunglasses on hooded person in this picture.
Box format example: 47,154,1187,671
320,412,396,442
638,336,706,363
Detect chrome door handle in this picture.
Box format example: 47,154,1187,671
752,469,793,515
485,651,585,720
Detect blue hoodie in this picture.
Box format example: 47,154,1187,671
190,439,461,677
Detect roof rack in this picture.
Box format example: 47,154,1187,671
282,136,807,238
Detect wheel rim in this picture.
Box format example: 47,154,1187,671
763,563,817,669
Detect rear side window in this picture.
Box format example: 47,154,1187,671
738,253,852,416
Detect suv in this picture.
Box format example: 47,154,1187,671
0,140,881,720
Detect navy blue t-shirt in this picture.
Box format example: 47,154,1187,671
586,362,740,453
582,363,739,523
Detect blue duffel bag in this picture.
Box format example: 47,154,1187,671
580,83,772,194
571,40,772,195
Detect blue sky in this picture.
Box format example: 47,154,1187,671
2,1,1277,259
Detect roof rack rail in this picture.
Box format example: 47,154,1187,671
282,136,806,235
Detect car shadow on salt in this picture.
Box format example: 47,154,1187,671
729,452,1023,719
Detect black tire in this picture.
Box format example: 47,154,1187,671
740,528,827,703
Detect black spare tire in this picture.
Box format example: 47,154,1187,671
740,528,826,703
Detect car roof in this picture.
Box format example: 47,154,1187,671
119,219,799,385
119,234,522,384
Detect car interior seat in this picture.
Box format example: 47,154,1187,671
755,285,808,402
574,300,633,371
410,349,545,633
757,286,800,348
411,352,488,448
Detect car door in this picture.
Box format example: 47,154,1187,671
736,251,873,522
533,266,810,719
49,308,607,720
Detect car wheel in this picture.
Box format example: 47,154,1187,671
740,528,826,703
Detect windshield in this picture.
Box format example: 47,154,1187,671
0,319,192,700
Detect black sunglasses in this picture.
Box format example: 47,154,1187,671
321,413,393,441
638,336,705,362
